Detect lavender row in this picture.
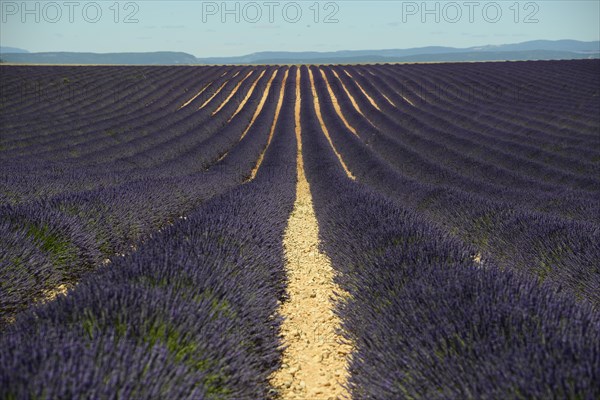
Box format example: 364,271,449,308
10,67,242,163
70,68,254,166
0,66,199,126
0,66,185,140
333,64,600,192
386,61,599,134
328,71,596,199
353,63,600,176
377,63,600,174
0,66,261,204
299,65,600,399
0,65,132,117
0,68,271,204
380,60,600,139
0,66,220,156
0,74,298,397
317,67,600,224
309,65,600,304
0,68,284,323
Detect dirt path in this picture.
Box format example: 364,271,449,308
247,68,289,181
228,70,266,122
341,69,381,111
308,68,355,181
178,81,213,110
239,69,279,141
198,79,230,110
381,92,397,107
216,69,279,163
330,69,367,117
212,70,254,115
319,69,359,137
270,68,352,400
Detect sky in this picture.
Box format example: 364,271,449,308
1,0,599,56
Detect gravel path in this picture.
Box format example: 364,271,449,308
270,68,352,400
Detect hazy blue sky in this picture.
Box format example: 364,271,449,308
1,1,599,56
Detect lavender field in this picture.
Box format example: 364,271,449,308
1,60,599,399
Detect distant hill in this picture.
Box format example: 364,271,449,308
0,51,197,65
197,40,600,64
249,50,600,65
470,39,600,53
0,47,29,54
1,40,598,65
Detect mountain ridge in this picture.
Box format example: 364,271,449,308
1,40,598,65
